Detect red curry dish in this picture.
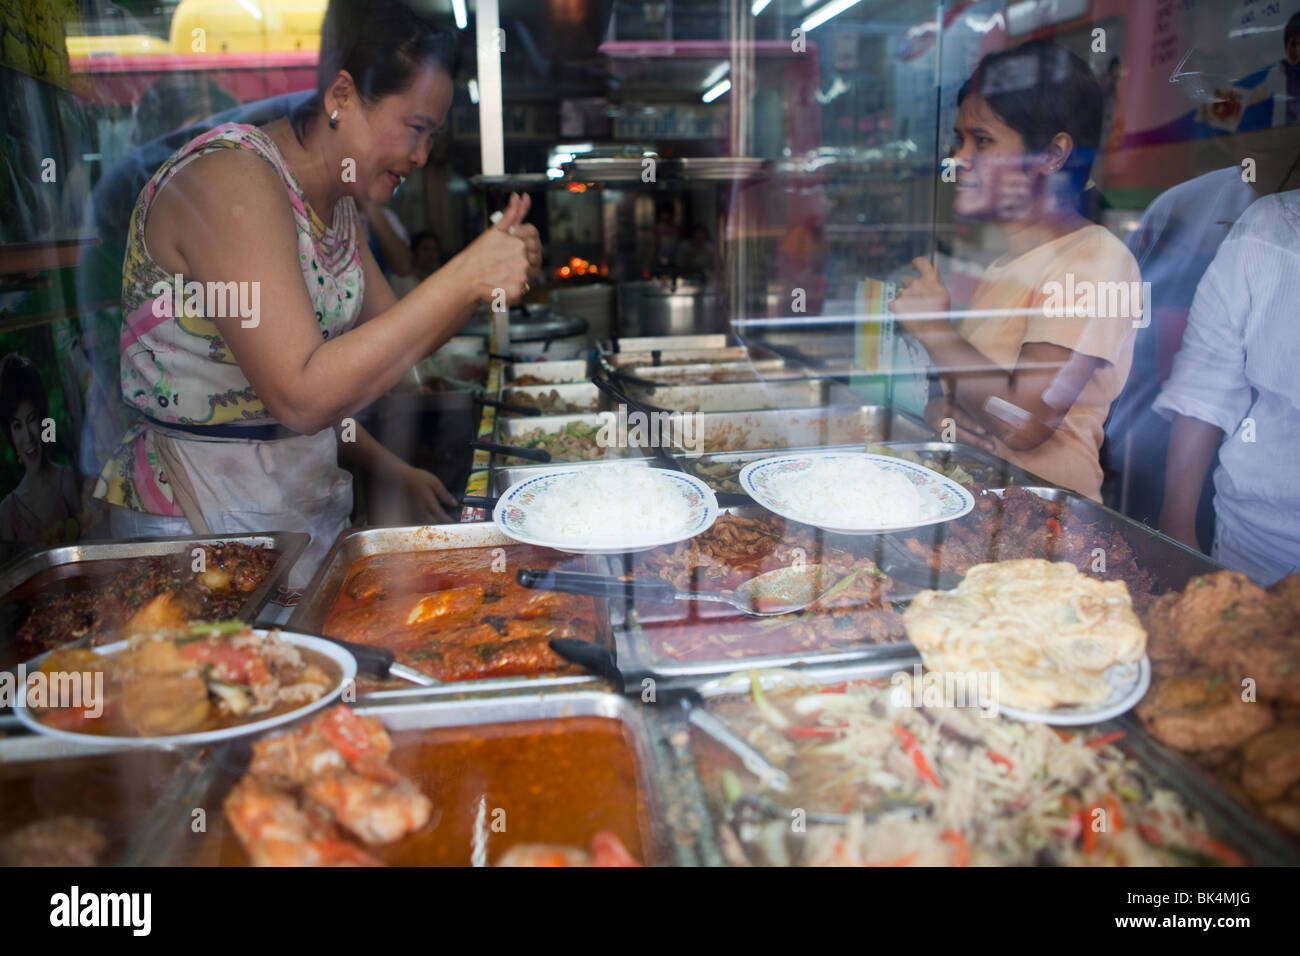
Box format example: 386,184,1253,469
321,545,603,681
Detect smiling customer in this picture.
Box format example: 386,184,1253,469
94,0,539,584
891,40,1140,500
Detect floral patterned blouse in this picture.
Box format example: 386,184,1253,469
95,123,365,515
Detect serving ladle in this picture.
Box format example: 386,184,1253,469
517,563,835,617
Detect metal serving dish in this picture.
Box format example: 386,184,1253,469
624,378,858,413
681,438,1009,496
498,381,603,415
488,411,936,496
127,691,710,866
501,359,590,386
0,736,195,866
601,345,779,371
288,524,612,698
494,411,648,463
685,659,1300,867
593,503,916,681
878,485,1225,594
0,532,308,669
614,358,791,386
602,334,731,358
865,440,1042,486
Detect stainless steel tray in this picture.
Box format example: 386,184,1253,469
127,690,709,866
494,410,648,463
488,412,935,495
675,406,929,455
615,358,790,385
601,334,732,358
601,345,779,372
866,440,1042,486
0,531,308,635
501,359,590,386
0,740,200,866
878,485,1225,595
625,378,858,413
596,504,916,681
499,381,603,415
288,524,612,698
687,659,1300,867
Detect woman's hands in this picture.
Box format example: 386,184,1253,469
451,193,540,305
397,463,459,524
891,257,952,342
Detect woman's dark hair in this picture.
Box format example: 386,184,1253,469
0,353,47,447
291,0,460,142
958,40,1103,204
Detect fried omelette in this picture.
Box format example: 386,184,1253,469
904,559,1146,711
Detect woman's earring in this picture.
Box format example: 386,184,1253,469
329,109,339,130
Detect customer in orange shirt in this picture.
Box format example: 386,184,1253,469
891,40,1141,499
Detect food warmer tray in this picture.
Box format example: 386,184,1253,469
612,358,792,386
487,408,934,495
684,660,1300,867
0,734,207,866
500,359,591,386
498,381,604,415
124,690,713,867
493,410,650,463
288,524,613,699
878,485,1226,595
600,334,732,357
621,378,859,414
678,439,1038,496
594,503,920,681
0,531,309,632
599,345,781,372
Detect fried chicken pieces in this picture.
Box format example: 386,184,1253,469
224,706,431,865
1137,572,1300,836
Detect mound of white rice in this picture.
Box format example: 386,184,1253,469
526,464,692,540
763,457,935,528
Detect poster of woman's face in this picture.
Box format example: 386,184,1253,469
0,332,84,550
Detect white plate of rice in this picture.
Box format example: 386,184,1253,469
493,462,719,554
739,452,974,534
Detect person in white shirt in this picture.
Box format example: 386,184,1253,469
1155,189,1300,584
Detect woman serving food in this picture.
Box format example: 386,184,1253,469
94,0,539,584
890,40,1140,500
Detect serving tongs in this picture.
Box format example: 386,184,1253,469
472,394,543,417
469,440,552,463
519,565,835,618
548,637,790,792
303,632,438,687
591,375,750,508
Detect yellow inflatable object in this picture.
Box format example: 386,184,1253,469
65,34,171,58
169,0,327,54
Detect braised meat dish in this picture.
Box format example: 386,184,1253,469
8,543,277,662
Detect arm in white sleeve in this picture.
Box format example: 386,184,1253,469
1152,233,1255,433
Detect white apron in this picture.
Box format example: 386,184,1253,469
146,426,352,590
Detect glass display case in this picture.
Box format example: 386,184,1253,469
1,0,1298,882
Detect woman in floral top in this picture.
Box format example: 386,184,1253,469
95,0,539,584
